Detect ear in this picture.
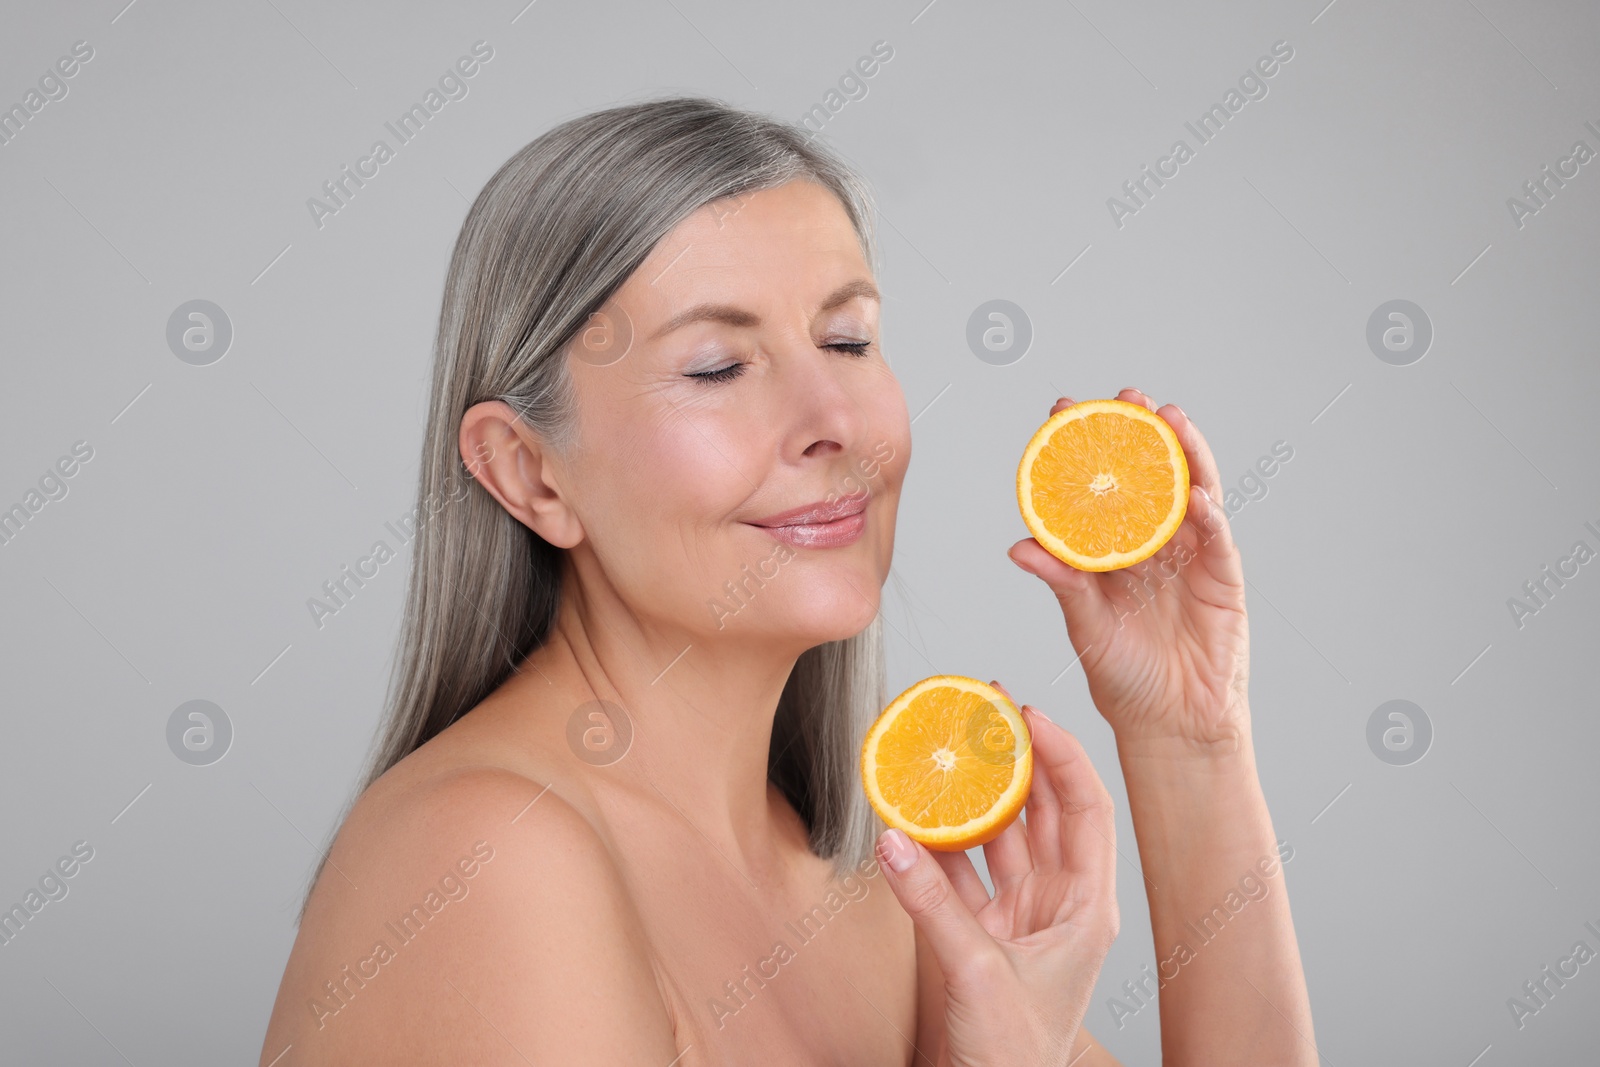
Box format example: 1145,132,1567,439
459,401,584,548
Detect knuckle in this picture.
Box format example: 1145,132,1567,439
1070,788,1113,823
1093,784,1115,815
903,873,951,916
1088,790,1113,825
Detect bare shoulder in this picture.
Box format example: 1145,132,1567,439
259,761,681,1065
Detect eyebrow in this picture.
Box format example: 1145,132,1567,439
647,279,881,342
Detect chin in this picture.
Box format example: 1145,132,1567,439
783,578,883,644
699,538,885,644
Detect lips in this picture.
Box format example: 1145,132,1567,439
745,491,871,549
748,491,870,528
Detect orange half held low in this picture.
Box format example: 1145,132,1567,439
861,675,1033,852
1017,398,1190,572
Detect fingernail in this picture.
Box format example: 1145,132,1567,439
1197,485,1212,503
1173,404,1188,420
878,829,917,873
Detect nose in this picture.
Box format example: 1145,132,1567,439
779,337,873,466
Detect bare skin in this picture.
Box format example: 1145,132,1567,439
259,178,1314,1065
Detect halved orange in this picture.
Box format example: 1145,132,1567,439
1017,398,1189,572
861,675,1033,852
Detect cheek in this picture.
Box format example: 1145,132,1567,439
644,405,753,513
848,373,911,569
865,373,912,493
581,399,749,563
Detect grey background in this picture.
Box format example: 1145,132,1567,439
2,0,1597,1062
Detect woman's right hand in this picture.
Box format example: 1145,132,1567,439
875,695,1120,1067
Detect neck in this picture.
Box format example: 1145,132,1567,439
508,550,811,874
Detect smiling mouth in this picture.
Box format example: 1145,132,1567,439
745,493,870,548
748,492,870,529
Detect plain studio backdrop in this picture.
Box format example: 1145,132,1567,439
2,0,1597,1062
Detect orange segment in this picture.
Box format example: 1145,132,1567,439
861,675,1033,852
1017,398,1189,572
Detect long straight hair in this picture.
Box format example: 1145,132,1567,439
301,96,888,917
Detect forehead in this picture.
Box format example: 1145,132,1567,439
617,180,870,317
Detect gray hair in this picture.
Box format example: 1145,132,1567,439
302,95,888,917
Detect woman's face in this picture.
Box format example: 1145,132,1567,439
555,178,910,651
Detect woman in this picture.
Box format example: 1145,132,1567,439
260,96,1314,1065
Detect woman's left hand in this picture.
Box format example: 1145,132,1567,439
1008,388,1251,757
885,693,1121,1067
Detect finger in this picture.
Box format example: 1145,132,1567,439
1121,480,1237,596
976,682,1032,891
1121,393,1239,582
1154,400,1223,506
1185,483,1244,585
1008,537,1114,650
981,815,1033,895
876,829,997,976
1024,715,1116,894
933,849,993,915
1116,386,1154,412
1050,395,1076,415
1020,706,1063,872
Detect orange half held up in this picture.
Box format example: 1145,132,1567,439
1017,398,1189,572
861,675,1033,852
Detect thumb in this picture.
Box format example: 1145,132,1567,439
876,829,994,977
1008,538,1112,639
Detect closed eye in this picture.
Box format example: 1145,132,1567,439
685,342,873,384
686,363,746,383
